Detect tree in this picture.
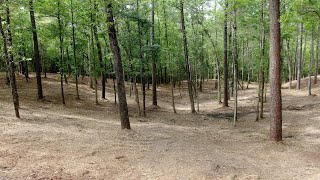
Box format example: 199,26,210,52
30,0,43,99
151,0,157,107
223,0,229,107
269,0,282,141
0,1,20,118
71,0,80,99
57,0,65,105
232,3,238,126
180,0,195,113
93,0,106,99
105,0,131,129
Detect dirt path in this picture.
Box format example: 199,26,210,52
0,74,320,179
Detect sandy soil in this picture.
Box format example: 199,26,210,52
0,73,320,179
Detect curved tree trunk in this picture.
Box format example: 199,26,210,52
105,1,131,129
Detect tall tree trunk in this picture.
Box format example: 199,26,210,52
92,33,98,105
71,0,80,99
163,1,176,113
151,0,157,106
137,0,146,116
232,6,238,126
134,77,141,116
93,1,106,99
58,0,65,105
105,1,131,129
260,0,266,119
241,40,245,89
308,27,314,96
180,0,195,113
0,6,20,118
246,41,251,89
29,0,43,99
294,37,299,81
285,39,292,89
297,23,303,89
214,11,221,103
315,25,320,84
223,0,229,107
269,0,282,142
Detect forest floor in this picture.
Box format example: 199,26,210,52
1,73,320,180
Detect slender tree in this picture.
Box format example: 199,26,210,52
315,25,320,84
71,0,80,99
308,27,314,96
93,1,106,99
223,0,229,107
151,0,157,107
297,23,303,90
57,0,65,105
137,0,146,116
180,0,195,113
256,0,266,121
232,5,238,126
105,0,131,129
29,0,43,99
0,2,20,118
269,0,282,141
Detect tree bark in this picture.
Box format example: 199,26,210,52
0,5,20,118
308,27,314,96
223,0,229,107
71,0,80,99
137,0,146,116
285,39,292,89
269,0,282,142
297,23,303,90
58,0,65,105
29,0,43,99
315,25,320,84
93,1,106,99
232,6,238,126
180,0,195,113
105,1,131,129
151,0,157,106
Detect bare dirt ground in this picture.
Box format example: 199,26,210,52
1,73,320,179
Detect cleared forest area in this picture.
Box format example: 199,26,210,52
0,74,319,179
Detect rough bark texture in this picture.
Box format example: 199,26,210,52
269,0,282,142
30,0,43,99
105,1,131,129
223,0,229,107
0,6,20,118
180,0,195,113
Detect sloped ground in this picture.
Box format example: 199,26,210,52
0,73,320,179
